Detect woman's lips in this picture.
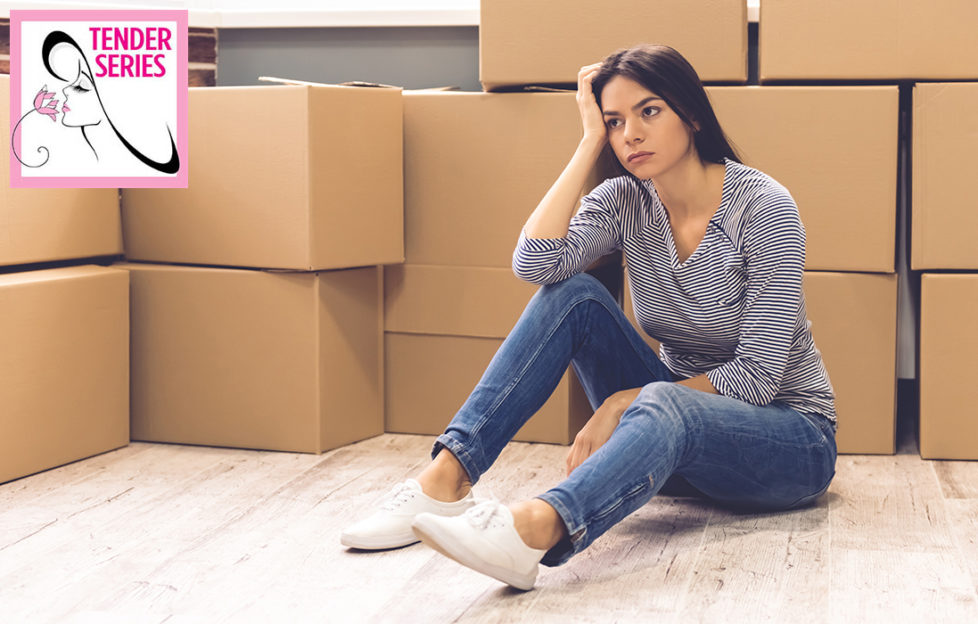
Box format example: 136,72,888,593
62,105,71,113
628,151,653,163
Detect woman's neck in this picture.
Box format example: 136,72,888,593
651,154,725,222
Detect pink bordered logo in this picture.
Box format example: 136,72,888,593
9,10,188,188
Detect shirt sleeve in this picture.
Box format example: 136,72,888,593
512,178,626,285
706,190,806,406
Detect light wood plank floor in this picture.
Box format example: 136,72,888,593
2,431,976,623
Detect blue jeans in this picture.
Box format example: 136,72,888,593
432,273,837,567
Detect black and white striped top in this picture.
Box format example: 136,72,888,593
513,158,837,425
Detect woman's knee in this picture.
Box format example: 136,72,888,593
620,382,696,442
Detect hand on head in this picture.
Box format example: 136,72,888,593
577,63,607,144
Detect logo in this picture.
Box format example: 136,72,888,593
9,10,188,188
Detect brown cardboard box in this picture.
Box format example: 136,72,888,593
912,83,978,270
919,274,978,459
384,264,592,444
386,333,591,445
479,0,747,90
622,268,898,454
0,265,129,484
121,262,383,453
122,83,403,270
1,76,122,267
385,264,538,337
803,272,897,454
760,0,978,81
707,86,898,273
404,91,582,267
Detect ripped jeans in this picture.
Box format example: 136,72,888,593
432,272,837,566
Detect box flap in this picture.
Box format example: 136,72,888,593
259,76,401,90
0,264,127,288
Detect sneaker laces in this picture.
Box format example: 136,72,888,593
466,500,507,530
380,482,418,512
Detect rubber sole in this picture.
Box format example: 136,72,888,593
411,515,537,591
340,531,419,550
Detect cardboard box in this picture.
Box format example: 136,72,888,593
912,83,978,270
803,272,897,454
384,264,592,444
386,333,591,444
122,83,403,270
919,274,978,459
0,265,129,484
760,0,978,81
404,91,584,267
622,268,898,454
121,262,383,453
1,76,122,267
707,86,898,272
480,0,747,90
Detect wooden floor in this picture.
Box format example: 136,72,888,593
2,430,977,623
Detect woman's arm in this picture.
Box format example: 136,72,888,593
513,64,627,285
523,137,606,239
523,64,607,239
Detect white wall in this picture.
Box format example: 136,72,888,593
2,1,760,27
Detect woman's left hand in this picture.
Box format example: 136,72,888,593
565,387,642,476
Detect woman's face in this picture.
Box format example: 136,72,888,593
599,75,697,180
60,70,102,128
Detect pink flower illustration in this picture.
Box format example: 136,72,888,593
10,84,63,168
33,85,60,122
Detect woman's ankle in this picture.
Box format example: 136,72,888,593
416,472,471,502
509,500,566,551
416,450,472,502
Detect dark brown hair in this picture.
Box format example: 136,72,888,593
591,44,741,166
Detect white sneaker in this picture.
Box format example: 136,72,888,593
412,499,548,591
340,478,477,550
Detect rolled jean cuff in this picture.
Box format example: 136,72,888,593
534,491,587,567
431,433,483,485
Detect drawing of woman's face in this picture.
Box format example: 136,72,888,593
61,69,102,128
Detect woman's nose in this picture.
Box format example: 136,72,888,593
624,119,644,144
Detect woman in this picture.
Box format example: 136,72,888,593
342,44,837,591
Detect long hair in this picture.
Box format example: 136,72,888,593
591,44,741,166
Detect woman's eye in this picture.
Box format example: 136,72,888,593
606,118,621,129
71,85,90,93
642,106,659,117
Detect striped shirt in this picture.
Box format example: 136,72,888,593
512,158,837,426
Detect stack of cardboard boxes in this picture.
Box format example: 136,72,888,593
386,93,593,444
384,0,747,445
912,85,978,460
760,0,978,459
119,83,401,454
712,86,899,456
0,74,129,484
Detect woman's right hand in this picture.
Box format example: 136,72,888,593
577,63,607,145
565,388,641,476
